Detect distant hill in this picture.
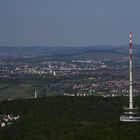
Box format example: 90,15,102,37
0,45,129,56
1,45,140,62
73,49,125,60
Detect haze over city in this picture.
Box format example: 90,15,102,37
0,0,140,46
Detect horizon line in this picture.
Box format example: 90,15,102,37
0,44,138,48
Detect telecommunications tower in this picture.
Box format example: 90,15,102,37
120,32,140,122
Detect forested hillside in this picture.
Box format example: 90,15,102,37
0,96,140,140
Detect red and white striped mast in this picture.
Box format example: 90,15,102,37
120,32,140,122
129,32,133,109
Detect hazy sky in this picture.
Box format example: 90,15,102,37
0,0,140,46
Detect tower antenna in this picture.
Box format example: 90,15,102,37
120,32,140,122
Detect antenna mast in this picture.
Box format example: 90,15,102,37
129,32,133,109
120,32,140,122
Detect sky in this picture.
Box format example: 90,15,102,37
0,0,140,47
